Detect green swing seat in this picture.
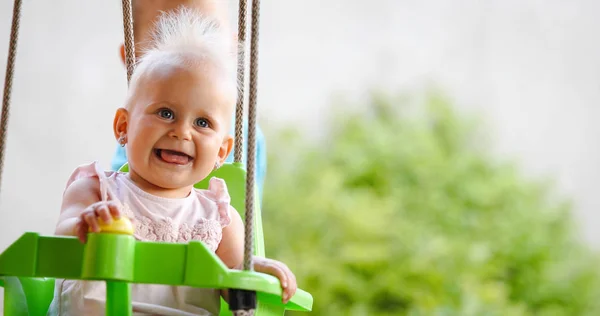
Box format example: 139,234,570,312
0,162,312,316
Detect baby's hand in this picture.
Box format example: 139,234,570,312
253,257,297,304
75,201,123,243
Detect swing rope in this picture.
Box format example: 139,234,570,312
243,0,261,273
234,0,248,163
232,0,261,314
0,0,22,194
121,0,136,84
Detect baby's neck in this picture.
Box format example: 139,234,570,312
126,172,192,199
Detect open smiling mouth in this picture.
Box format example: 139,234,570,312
154,149,194,165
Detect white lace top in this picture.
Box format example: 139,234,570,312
48,161,231,316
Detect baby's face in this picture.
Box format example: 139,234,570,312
125,63,234,192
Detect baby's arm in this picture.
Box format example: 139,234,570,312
215,206,244,303
216,206,245,269
55,177,122,242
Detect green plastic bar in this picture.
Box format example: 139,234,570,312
106,281,131,316
0,233,313,312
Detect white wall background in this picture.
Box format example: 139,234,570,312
1,0,600,311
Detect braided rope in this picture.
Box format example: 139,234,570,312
243,0,261,272
121,0,136,84
234,0,248,163
0,0,22,193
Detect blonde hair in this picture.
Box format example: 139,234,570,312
126,6,238,107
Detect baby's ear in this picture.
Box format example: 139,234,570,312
113,107,129,141
218,135,234,164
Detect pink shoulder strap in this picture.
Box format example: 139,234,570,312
207,177,232,227
64,161,118,203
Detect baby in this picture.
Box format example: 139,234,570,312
48,7,295,316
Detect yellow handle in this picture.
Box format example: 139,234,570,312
92,217,135,235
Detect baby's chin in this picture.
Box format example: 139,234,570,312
149,171,212,190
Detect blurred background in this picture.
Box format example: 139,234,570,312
1,0,600,314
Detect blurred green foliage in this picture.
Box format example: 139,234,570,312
262,92,600,315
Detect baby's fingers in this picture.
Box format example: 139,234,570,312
93,201,123,225
262,263,288,287
83,210,101,233
262,263,293,303
94,204,114,224
106,201,122,220
278,264,297,304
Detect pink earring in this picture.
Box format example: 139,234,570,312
214,161,221,169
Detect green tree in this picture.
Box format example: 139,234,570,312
262,92,600,315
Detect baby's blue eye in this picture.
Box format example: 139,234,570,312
158,109,174,119
195,118,209,128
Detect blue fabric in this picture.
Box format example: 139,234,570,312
110,117,267,204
